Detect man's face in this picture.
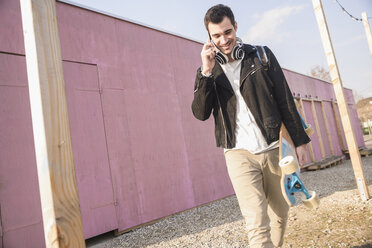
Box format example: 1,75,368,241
208,16,237,56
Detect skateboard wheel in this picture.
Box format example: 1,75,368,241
301,190,320,209
305,124,314,136
279,156,299,175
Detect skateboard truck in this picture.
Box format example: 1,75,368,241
280,155,320,209
286,173,311,199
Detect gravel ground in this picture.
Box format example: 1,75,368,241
88,155,372,248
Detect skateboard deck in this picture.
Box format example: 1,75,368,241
278,120,319,209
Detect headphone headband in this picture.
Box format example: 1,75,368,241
214,37,245,64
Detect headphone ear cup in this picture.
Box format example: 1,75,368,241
215,51,228,64
232,45,245,60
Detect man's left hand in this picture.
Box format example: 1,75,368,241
295,144,308,168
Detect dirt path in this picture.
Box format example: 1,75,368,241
284,187,372,247
88,156,372,248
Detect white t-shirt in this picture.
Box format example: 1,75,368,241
220,58,278,154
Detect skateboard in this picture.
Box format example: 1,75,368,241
278,114,319,209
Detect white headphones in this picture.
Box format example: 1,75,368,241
211,37,245,64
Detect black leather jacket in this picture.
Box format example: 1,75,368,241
191,44,310,149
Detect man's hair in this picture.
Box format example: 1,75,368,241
204,4,235,31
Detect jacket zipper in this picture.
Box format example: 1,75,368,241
240,68,258,86
214,68,259,148
214,83,228,147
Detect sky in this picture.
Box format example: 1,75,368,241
65,0,372,100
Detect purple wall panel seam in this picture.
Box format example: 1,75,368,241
95,65,120,222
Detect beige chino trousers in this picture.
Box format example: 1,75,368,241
224,148,289,248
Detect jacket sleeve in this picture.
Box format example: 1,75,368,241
265,46,311,147
191,67,216,121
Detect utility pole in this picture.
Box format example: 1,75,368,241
362,12,372,56
20,0,86,247
312,0,370,201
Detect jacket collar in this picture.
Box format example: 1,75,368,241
212,43,257,91
241,44,257,56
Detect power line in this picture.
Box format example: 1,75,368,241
334,0,371,22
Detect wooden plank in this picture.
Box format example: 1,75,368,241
362,12,372,56
315,101,332,156
359,148,372,157
312,0,370,201
299,99,315,162
304,155,344,171
332,102,346,150
311,100,326,158
321,101,334,155
19,0,85,247
322,101,343,156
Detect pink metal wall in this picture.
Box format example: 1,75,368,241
283,69,365,151
314,101,332,157
302,100,323,161
0,53,44,248
63,61,118,238
0,0,365,246
56,2,232,235
323,102,343,156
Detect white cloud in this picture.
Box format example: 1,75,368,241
243,5,305,44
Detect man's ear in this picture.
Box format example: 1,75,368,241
234,22,238,31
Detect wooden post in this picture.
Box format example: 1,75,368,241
311,100,326,158
321,101,334,155
312,0,370,201
332,101,346,150
299,99,315,162
362,12,372,56
19,0,86,247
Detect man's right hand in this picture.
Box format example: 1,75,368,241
201,40,216,75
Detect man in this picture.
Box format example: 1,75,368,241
191,4,310,248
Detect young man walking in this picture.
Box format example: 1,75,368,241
191,4,310,248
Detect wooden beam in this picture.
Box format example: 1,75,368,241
312,0,370,201
362,12,372,56
321,101,334,155
298,99,315,162
311,100,326,158
19,0,85,246
332,102,345,150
